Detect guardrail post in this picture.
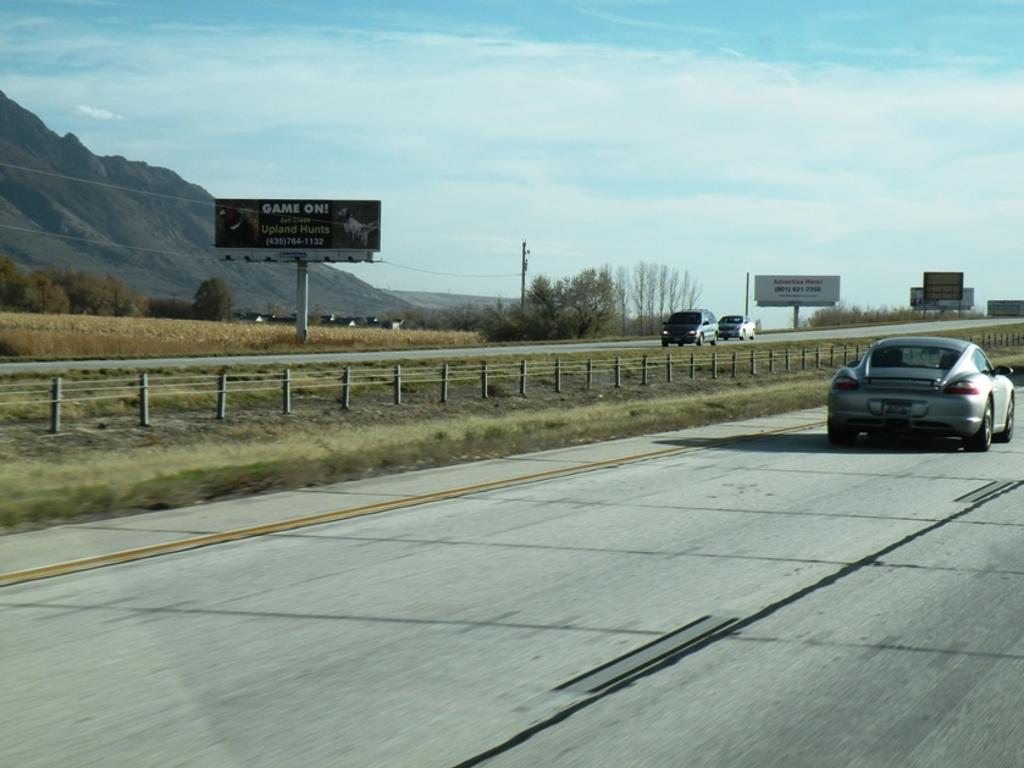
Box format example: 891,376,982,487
731,351,737,378
139,373,150,427
785,348,791,372
769,349,775,374
750,349,757,376
341,366,351,410
689,352,696,379
842,345,848,365
520,360,528,396
587,358,594,389
666,353,673,383
642,355,649,386
615,357,622,388
801,349,807,371
393,365,402,405
216,373,227,420
815,347,821,369
829,347,834,367
441,363,449,403
481,362,489,399
712,351,718,379
282,369,291,415
50,376,61,434
855,344,860,360
555,359,562,393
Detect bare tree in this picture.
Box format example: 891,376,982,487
643,262,658,332
614,264,630,335
666,268,681,313
630,261,649,335
678,270,702,309
656,264,669,322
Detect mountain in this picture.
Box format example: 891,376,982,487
0,90,409,314
388,290,503,310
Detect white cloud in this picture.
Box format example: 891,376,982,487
3,21,1024,323
73,103,124,120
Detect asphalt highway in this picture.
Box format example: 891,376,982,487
3,406,1024,767
0,317,1016,374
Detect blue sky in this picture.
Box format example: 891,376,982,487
3,1,1024,327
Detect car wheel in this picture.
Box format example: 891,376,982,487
963,401,993,452
696,334,704,347
994,395,1014,444
827,420,857,445
739,330,746,341
710,334,717,346
661,339,669,348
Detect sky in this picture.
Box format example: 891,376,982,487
2,0,1024,328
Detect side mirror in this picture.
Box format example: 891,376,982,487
994,365,1014,376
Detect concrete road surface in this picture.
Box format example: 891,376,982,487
2,406,1024,767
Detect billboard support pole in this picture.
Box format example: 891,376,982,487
296,260,309,343
792,306,800,329
745,272,750,316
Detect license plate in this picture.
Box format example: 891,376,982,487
884,401,911,415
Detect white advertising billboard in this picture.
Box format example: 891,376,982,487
754,275,840,307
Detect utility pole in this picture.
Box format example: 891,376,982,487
520,240,529,306
745,272,750,316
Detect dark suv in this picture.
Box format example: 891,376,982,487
661,309,718,347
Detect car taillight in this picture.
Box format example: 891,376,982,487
832,376,859,391
944,380,981,395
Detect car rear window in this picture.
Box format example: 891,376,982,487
721,316,743,323
668,312,701,324
869,346,960,370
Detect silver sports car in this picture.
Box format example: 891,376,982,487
827,336,1015,451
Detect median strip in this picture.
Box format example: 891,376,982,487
0,419,824,588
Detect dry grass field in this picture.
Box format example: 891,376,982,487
0,311,484,358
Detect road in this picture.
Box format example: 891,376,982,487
3,406,1024,766
0,317,1016,373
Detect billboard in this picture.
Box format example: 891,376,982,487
988,300,1024,317
910,287,974,311
922,271,963,303
754,275,840,307
215,199,381,261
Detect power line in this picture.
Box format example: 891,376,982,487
0,161,213,206
0,222,209,257
378,260,519,278
0,162,518,279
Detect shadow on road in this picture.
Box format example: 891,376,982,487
653,432,968,455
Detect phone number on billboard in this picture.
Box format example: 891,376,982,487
265,237,327,247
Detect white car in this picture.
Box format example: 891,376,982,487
717,315,756,341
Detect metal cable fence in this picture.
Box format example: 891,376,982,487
3,332,1021,434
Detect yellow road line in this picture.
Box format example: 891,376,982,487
0,419,825,588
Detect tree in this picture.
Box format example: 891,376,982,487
193,278,233,321
0,256,33,310
28,273,70,314
630,261,651,335
561,267,617,338
613,265,630,335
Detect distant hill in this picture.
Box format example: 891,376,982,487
389,290,503,311
0,90,409,314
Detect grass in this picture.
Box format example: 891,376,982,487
0,378,828,529
0,311,483,359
